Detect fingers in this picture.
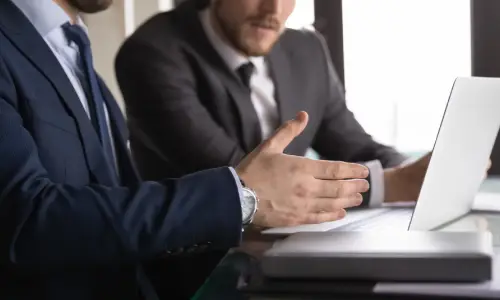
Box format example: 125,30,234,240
307,160,369,180
313,179,370,198
302,209,347,224
262,111,309,153
307,194,363,213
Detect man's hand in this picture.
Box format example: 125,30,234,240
384,153,492,203
236,111,370,228
384,153,431,203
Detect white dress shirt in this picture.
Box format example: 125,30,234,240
200,8,386,207
11,0,123,175
12,0,248,220
200,9,280,140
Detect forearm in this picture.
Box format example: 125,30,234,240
1,167,242,267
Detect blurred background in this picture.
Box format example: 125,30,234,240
84,0,500,173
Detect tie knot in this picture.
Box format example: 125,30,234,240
62,22,91,49
237,62,255,88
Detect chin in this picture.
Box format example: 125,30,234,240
69,0,113,13
242,41,275,57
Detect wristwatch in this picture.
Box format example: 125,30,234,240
240,180,259,225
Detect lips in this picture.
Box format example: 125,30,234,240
251,23,278,32
250,19,280,32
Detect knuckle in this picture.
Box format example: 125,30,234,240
282,121,294,134
288,214,303,226
328,163,341,177
265,136,278,149
303,214,316,224
289,162,302,175
336,182,346,196
293,182,310,198
329,182,340,197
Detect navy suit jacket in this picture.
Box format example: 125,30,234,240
0,1,242,299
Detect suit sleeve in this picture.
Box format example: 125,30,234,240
115,37,246,175
0,56,242,268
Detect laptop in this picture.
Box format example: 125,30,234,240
263,77,500,234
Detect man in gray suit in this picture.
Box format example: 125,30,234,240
115,0,432,296
116,0,429,207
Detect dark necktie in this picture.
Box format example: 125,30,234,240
63,24,159,300
62,23,118,184
237,62,255,89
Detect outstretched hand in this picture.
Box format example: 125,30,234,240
237,111,370,228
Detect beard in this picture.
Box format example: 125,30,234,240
214,5,281,57
67,0,113,13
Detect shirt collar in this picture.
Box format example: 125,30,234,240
199,8,265,74
11,0,88,38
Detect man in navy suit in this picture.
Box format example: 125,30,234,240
0,0,370,299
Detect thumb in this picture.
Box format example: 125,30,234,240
263,111,309,153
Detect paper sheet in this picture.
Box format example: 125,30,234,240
473,192,500,212
262,192,500,235
261,208,389,235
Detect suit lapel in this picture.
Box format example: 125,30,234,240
98,78,140,184
176,1,262,152
210,70,262,152
268,42,299,125
0,0,114,185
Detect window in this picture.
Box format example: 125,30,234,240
159,0,175,11
286,0,315,29
342,0,471,153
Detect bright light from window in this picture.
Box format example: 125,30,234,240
124,0,135,36
286,0,315,29
342,0,471,153
159,0,174,11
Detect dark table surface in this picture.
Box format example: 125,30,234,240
193,178,500,300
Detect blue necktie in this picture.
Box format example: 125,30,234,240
62,23,159,300
62,23,118,184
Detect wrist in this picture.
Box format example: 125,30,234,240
384,167,400,203
240,181,259,225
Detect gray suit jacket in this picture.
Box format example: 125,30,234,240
115,0,406,205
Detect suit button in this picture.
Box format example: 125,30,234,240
186,245,199,254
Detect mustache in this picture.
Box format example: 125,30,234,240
248,16,281,31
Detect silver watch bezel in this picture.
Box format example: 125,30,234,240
242,187,259,225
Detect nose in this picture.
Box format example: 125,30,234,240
260,0,282,15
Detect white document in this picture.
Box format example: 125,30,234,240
474,192,500,212
261,208,389,235
262,192,500,235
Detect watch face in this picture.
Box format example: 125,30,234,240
242,188,257,223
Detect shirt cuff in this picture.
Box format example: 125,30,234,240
229,167,245,222
364,160,385,208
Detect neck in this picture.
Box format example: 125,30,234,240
53,0,79,24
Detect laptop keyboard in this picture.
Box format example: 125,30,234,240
332,209,413,231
